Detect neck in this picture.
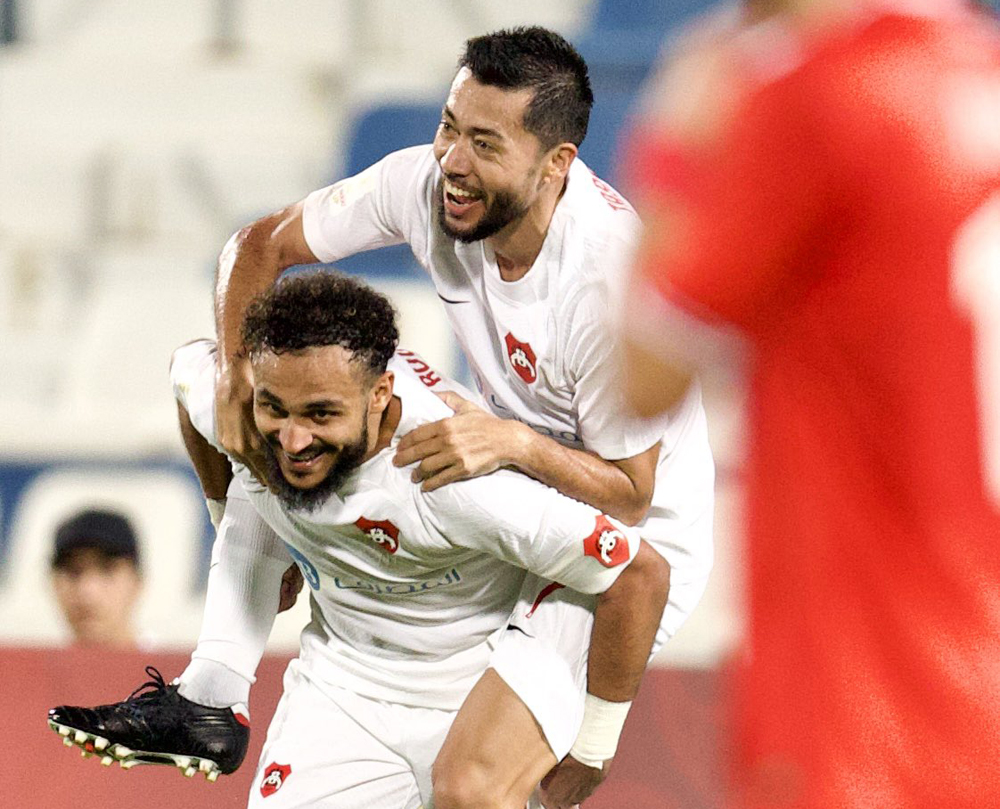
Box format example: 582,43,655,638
365,395,401,461
489,175,568,282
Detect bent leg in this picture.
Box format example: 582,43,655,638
432,669,557,809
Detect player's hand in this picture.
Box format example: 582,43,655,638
215,356,270,486
278,564,304,613
392,391,527,491
538,755,611,809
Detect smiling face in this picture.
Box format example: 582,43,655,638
252,345,392,511
432,68,555,243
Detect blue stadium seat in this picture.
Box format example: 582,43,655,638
577,0,715,94
578,91,640,187
343,101,443,177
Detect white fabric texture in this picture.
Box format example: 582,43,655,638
171,341,640,713
178,484,292,707
247,659,433,809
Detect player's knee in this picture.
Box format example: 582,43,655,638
431,757,512,809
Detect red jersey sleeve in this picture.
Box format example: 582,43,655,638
627,71,834,338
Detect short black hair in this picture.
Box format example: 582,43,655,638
242,270,399,380
459,26,593,149
52,509,140,570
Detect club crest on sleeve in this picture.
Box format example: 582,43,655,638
504,332,537,384
583,515,630,567
355,517,401,554
260,762,292,797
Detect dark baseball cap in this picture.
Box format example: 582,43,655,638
52,509,140,569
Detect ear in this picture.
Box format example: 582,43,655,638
542,142,578,185
368,370,394,416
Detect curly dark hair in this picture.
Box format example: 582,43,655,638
459,26,593,149
241,270,399,380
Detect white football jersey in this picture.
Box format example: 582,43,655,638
172,340,639,710
302,146,714,587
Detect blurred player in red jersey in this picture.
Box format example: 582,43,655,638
617,0,1000,806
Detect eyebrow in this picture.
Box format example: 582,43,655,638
256,388,284,407
442,106,505,142
257,388,344,411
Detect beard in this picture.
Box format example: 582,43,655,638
260,420,370,513
436,178,530,243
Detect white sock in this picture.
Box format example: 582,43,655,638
177,484,291,710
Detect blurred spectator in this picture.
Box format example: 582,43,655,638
618,0,1000,806
50,509,143,649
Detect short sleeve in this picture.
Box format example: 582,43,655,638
302,145,434,263
567,288,670,460
417,470,640,595
170,339,222,451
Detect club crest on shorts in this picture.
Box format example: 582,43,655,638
260,762,292,798
355,517,400,554
504,332,537,384
583,515,630,567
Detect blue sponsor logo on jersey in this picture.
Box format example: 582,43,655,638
283,542,321,590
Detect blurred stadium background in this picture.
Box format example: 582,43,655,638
6,0,992,805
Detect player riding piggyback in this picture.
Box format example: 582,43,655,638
49,272,670,808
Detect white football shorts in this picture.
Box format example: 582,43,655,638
491,509,714,760
248,658,550,809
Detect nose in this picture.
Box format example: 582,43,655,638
74,567,107,605
279,420,315,454
439,141,471,177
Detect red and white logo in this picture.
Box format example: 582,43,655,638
504,332,537,384
260,762,292,798
355,517,400,554
583,515,630,568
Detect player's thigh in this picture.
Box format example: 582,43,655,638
490,573,597,760
432,668,557,809
247,662,422,809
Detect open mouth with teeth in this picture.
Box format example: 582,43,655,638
281,447,329,475
442,178,485,219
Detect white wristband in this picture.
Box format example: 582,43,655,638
569,693,632,769
206,498,227,532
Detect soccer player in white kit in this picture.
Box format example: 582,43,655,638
203,26,715,807
47,272,669,808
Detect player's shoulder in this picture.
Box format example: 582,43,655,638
563,158,640,231
556,159,640,293
381,143,436,169
388,351,456,426
355,143,438,193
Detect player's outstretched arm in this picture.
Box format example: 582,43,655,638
214,201,318,477
395,390,659,526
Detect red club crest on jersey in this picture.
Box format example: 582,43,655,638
355,517,400,554
260,762,292,797
583,515,630,568
504,332,537,384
